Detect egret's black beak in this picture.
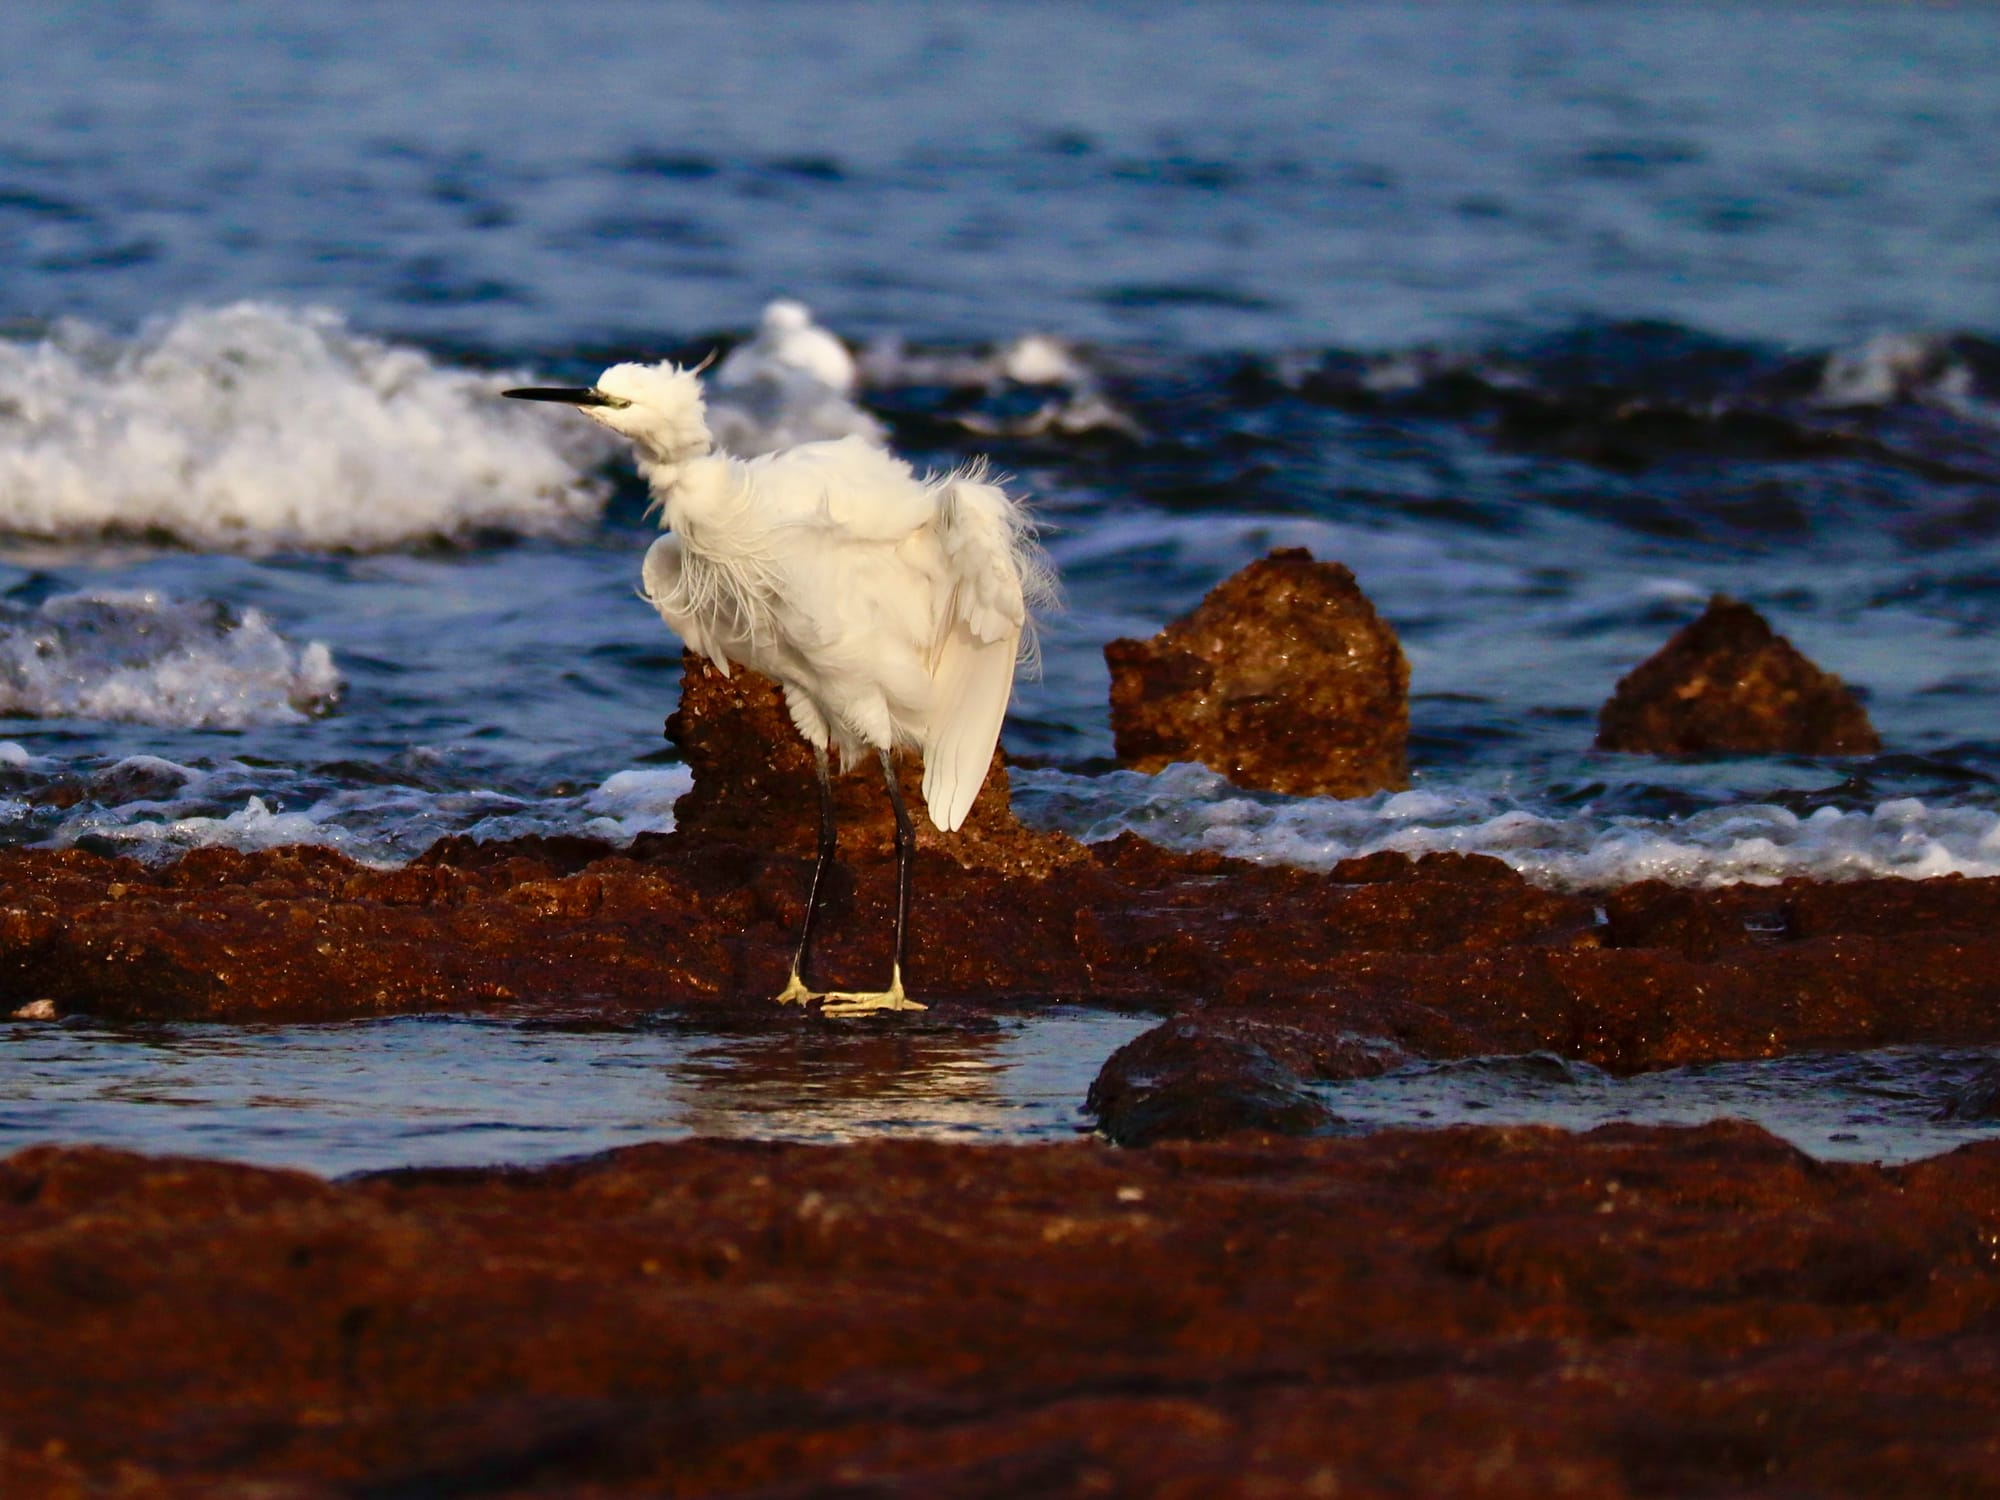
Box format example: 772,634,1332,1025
502,386,627,407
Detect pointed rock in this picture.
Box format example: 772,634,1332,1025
1105,548,1409,797
1596,595,1880,755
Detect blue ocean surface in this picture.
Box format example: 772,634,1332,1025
3,1,2000,1165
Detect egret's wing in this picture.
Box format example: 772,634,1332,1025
772,438,928,539
922,617,1020,832
918,475,1033,832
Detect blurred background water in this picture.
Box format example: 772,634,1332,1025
3,1,2000,1164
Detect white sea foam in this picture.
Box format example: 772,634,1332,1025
41,758,692,866
27,746,2000,891
705,372,887,457
1816,331,1974,410
577,766,695,843
858,331,1142,440
0,590,341,728
1013,763,2000,890
706,300,886,456
0,304,613,551
715,300,862,395
67,795,360,861
859,332,1092,390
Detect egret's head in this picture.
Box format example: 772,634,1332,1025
503,360,712,465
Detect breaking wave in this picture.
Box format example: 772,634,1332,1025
0,304,614,552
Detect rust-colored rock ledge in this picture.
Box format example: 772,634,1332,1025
6,1126,2000,1498
9,836,2000,1086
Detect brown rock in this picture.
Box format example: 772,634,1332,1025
666,649,1082,876
8,1127,2000,1497
1105,547,1410,796
16,835,2000,1069
1086,1013,1405,1145
1597,594,1880,754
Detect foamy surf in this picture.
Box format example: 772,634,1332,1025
705,299,887,456
1012,763,2000,890
859,331,1144,440
11,745,2000,890
0,304,614,552
0,590,340,728
11,753,693,867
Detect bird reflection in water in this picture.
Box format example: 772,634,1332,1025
662,1012,1028,1141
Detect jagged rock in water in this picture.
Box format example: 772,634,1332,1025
1596,595,1880,755
1104,547,1410,797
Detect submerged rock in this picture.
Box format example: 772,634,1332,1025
1105,547,1410,797
1933,1060,2000,1122
1596,595,1880,754
1086,1013,1403,1145
1086,1019,1336,1145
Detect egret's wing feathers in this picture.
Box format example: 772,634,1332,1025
641,531,733,674
763,438,927,539
921,619,1019,832
933,476,1030,646
917,475,1034,831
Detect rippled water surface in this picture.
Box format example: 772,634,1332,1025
0,1009,1157,1174
10,1012,1995,1170
2,2,1999,1161
1316,1048,2000,1167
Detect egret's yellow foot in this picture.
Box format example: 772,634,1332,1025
818,966,927,1016
775,969,819,1006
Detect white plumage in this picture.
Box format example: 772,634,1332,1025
504,357,1050,1011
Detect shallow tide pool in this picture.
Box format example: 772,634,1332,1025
0,1008,1156,1175
6,1009,2000,1174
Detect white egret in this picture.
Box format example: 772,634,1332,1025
506,361,1049,1014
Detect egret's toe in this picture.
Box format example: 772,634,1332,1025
774,970,819,1006
820,991,928,1016
818,967,925,1016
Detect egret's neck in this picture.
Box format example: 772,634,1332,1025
644,452,768,556
634,442,711,499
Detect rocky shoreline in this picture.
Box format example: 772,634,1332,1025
9,747,2000,1495
7,564,1997,1495
8,1124,2000,1497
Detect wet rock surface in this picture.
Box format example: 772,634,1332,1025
667,651,1080,876
1596,594,1880,754
9,837,2000,1087
8,1125,2000,1498
1105,546,1410,796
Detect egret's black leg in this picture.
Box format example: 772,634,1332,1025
879,747,914,989
818,748,926,1015
776,746,836,1005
